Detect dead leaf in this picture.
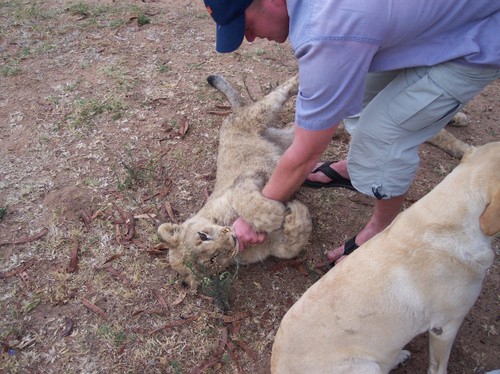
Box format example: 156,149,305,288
102,253,124,265
164,201,177,223
61,317,74,337
225,339,243,374
82,298,108,320
105,266,134,288
90,205,110,220
79,210,91,231
178,116,189,137
133,213,157,220
66,240,79,273
209,311,251,324
153,289,169,311
123,212,136,241
207,110,232,116
172,289,187,306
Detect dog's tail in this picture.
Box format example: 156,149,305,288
207,75,245,110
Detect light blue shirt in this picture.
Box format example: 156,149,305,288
287,0,500,130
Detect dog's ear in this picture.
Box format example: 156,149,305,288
157,223,181,248
480,188,500,236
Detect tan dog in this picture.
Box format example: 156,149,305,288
271,142,500,374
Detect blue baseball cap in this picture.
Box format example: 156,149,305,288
204,0,253,53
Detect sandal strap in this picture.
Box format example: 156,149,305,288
344,235,359,255
315,161,350,184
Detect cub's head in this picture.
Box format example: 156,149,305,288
158,216,239,289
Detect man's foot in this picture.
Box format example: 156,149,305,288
327,232,368,264
327,194,407,264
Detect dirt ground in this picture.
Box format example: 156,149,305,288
0,1,498,373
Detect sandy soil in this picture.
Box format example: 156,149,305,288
1,1,498,373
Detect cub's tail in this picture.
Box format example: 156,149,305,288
207,75,244,110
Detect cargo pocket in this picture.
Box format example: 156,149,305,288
387,74,460,132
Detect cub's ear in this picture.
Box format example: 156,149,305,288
480,188,500,237
158,223,181,248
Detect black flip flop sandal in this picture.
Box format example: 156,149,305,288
343,235,359,255
303,161,356,191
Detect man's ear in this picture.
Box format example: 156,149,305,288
158,223,181,248
480,188,500,236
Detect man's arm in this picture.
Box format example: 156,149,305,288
233,124,339,250
262,124,338,201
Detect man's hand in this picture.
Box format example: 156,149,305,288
232,216,267,251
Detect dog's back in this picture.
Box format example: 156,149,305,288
271,142,500,374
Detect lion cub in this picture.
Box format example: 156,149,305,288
158,75,312,289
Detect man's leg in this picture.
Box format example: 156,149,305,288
326,194,405,262
323,62,500,263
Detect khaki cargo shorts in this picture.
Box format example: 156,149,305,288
344,61,500,199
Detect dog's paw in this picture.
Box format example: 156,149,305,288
395,350,411,368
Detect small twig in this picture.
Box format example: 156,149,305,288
207,110,232,116
225,339,243,374
0,259,35,279
110,202,127,224
233,339,258,361
190,327,228,374
215,104,232,110
0,228,49,246
149,314,199,335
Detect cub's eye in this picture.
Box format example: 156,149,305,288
210,253,218,263
198,232,212,241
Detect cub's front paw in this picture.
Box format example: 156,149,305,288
244,198,286,233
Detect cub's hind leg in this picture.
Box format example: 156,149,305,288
263,125,295,153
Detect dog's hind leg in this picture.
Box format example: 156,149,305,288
427,320,462,374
